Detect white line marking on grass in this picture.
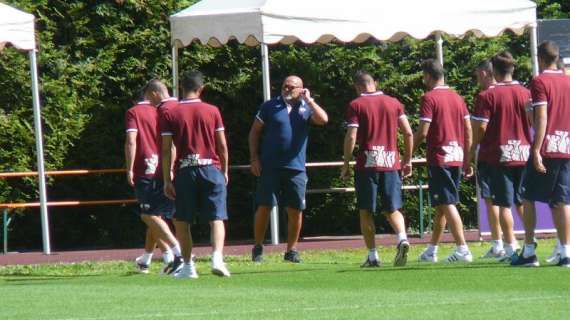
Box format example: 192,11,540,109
51,295,566,320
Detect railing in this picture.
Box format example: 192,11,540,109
0,159,430,254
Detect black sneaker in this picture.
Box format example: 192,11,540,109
510,252,539,267
360,257,380,268
163,255,184,275
284,250,301,263
394,240,410,267
556,257,570,268
252,244,263,262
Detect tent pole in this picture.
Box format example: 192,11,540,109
435,32,444,66
529,23,539,76
260,43,279,245
29,50,51,255
172,44,179,98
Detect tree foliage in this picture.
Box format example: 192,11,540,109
0,1,567,249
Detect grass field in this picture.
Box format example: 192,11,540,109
1,240,568,320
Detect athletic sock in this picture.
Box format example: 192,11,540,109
523,243,535,258
492,240,504,253
457,245,469,254
561,245,570,259
141,252,153,265
397,232,408,243
171,244,182,257
426,244,438,255
212,251,224,264
162,250,174,264
368,248,379,261
504,243,516,257
556,239,562,252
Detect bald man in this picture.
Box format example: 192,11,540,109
249,75,328,263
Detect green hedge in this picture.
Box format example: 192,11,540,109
0,0,568,250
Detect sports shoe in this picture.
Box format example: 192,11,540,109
135,255,150,274
497,252,516,263
481,247,506,259
174,263,198,279
284,250,301,263
418,249,438,263
394,240,410,267
252,244,263,262
211,259,231,277
556,257,570,268
360,256,380,268
445,251,473,263
510,252,539,267
546,246,561,264
162,255,184,275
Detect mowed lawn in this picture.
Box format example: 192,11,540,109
1,240,568,320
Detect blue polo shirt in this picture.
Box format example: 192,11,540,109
255,96,313,171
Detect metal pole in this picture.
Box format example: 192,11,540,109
435,32,444,67
530,24,539,76
260,43,279,245
419,178,424,238
29,50,51,255
3,209,8,255
172,44,179,98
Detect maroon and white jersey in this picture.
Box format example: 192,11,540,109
158,97,178,112
125,101,162,179
472,81,532,166
530,70,570,159
346,91,405,171
420,86,470,167
159,99,225,170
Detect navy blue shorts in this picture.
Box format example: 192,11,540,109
477,162,493,199
428,166,461,206
174,166,228,223
523,157,570,207
256,168,307,210
134,177,175,219
354,170,402,213
490,165,525,207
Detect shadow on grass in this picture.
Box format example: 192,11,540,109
335,262,516,273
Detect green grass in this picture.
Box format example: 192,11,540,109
1,240,569,320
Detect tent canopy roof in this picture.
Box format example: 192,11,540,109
170,0,537,48
0,3,35,51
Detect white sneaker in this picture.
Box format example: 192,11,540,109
481,247,505,259
135,255,150,274
546,247,561,264
174,263,198,279
445,251,473,263
418,249,438,263
211,258,231,277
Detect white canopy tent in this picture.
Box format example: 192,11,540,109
170,0,538,244
0,3,50,254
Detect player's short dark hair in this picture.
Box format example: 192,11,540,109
143,78,166,94
421,59,444,80
537,41,559,66
476,59,493,74
182,70,204,93
491,51,515,76
352,70,375,87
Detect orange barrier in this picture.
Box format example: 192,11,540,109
0,199,136,209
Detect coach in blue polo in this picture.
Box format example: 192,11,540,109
249,75,328,263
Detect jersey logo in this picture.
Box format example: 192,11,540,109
499,140,530,162
546,130,570,155
442,141,464,163
144,154,158,175
364,145,396,168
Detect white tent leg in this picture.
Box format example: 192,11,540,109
172,45,179,98
435,32,444,66
260,43,279,245
29,50,51,255
529,24,539,76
